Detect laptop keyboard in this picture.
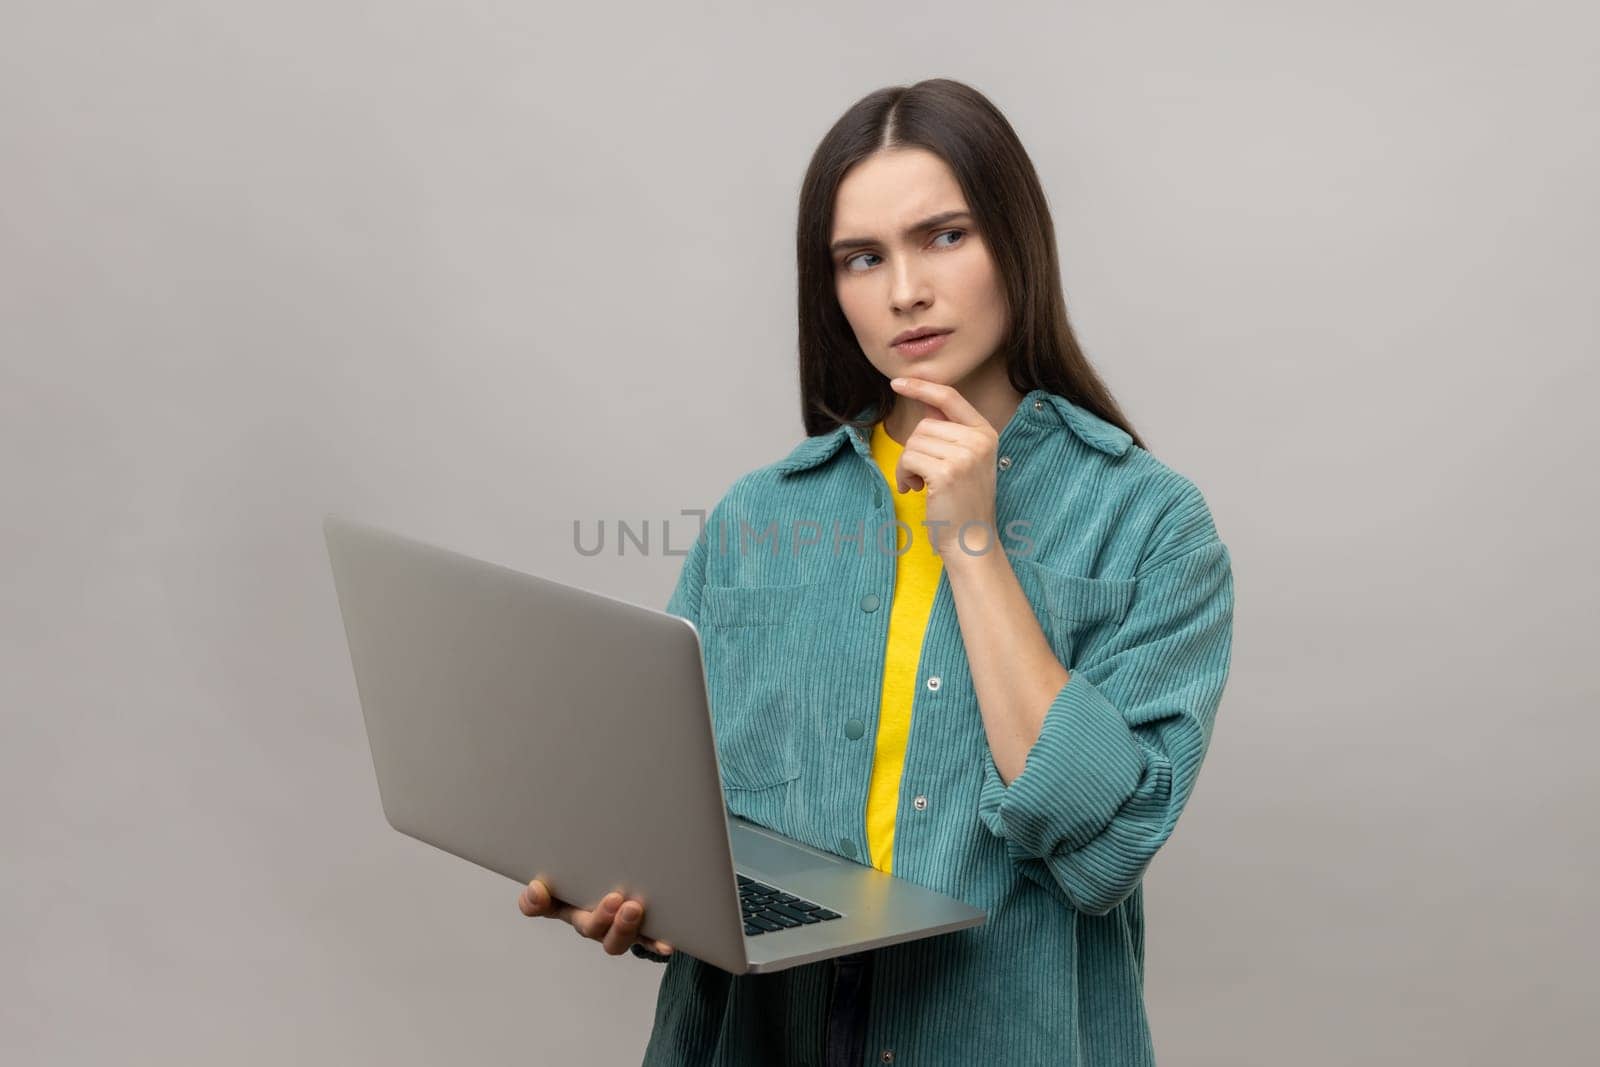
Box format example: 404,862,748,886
737,873,842,936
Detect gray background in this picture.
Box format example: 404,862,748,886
3,2,1595,1064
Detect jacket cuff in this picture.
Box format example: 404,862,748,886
977,671,1148,858
629,943,671,963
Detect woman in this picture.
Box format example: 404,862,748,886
520,78,1235,1066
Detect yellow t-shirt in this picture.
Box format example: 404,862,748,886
864,420,944,874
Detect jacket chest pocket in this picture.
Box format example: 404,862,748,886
698,581,817,793
1012,558,1136,669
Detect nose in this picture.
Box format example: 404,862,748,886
889,257,933,316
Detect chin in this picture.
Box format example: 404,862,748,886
895,355,954,378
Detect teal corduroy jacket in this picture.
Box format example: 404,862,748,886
640,387,1235,1066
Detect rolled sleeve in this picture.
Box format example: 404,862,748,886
977,538,1234,915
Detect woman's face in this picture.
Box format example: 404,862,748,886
830,147,1010,392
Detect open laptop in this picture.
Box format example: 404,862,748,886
322,513,986,975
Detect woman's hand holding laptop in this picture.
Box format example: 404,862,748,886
517,878,674,959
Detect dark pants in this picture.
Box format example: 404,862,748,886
823,951,874,1067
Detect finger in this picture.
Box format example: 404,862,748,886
582,891,622,940
897,450,942,494
895,450,930,493
640,936,674,956
520,879,559,917
894,458,923,494
902,435,961,463
910,418,985,448
604,898,645,955
889,376,990,430
522,881,578,924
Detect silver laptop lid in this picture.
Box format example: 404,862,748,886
322,514,751,972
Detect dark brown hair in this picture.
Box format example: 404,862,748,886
794,78,1147,451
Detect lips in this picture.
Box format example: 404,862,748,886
892,327,952,346
893,330,952,359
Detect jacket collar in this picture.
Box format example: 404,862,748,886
774,388,1132,478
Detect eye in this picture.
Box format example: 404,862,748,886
843,251,881,273
840,229,967,274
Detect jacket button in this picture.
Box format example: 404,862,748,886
997,455,1012,471
844,719,866,740
860,593,880,612
912,795,928,811
839,838,857,859
926,675,941,692
874,489,883,508
880,1052,895,1063
1033,398,1044,411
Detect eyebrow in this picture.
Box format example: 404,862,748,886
829,210,974,256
